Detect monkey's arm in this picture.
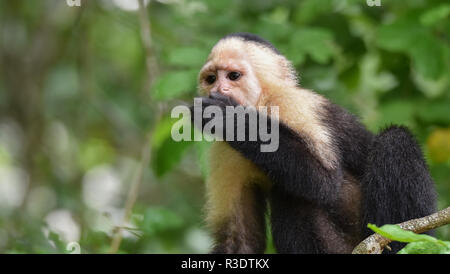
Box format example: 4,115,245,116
192,93,343,208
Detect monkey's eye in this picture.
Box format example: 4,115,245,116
227,71,241,81
205,75,216,85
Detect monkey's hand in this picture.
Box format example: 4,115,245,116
206,91,240,108
190,92,241,139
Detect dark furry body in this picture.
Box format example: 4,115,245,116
193,92,437,254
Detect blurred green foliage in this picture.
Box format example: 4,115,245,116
0,0,449,254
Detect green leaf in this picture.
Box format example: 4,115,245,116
152,70,198,100
421,4,450,26
359,53,398,93
368,224,442,244
293,0,333,24
376,17,446,79
152,116,179,149
376,19,416,51
265,6,290,24
409,35,446,80
151,113,195,177
368,224,450,254
398,241,450,254
167,47,209,67
289,28,336,64
151,137,193,177
412,70,449,98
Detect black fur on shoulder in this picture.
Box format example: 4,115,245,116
322,102,375,177
222,32,281,55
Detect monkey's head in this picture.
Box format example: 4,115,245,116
198,33,298,106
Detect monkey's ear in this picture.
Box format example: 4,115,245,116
209,92,240,107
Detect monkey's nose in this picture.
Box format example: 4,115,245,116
218,87,231,95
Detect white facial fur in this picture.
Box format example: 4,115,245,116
198,42,262,106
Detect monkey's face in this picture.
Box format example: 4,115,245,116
198,47,262,107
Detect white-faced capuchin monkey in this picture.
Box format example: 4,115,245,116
190,33,437,254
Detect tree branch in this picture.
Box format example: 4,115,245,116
352,207,450,254
137,0,159,93
108,139,151,253
108,0,160,253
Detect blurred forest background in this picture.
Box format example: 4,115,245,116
0,0,449,254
